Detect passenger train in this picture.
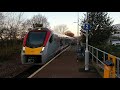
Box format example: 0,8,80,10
21,26,74,65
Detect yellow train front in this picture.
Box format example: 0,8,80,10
21,27,73,65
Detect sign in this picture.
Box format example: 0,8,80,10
84,23,90,30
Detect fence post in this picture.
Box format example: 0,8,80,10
92,47,94,62
104,64,112,78
104,54,116,78
103,53,105,62
117,59,120,78
96,50,98,64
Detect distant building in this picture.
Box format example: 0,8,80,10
112,24,120,37
109,24,120,45
110,39,120,45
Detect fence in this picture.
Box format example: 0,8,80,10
88,45,120,78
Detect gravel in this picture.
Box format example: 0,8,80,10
0,53,32,78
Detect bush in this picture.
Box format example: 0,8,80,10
0,39,22,62
94,44,120,57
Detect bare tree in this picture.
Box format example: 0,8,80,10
0,12,4,26
0,13,49,40
53,24,68,34
24,14,49,28
3,12,25,40
0,12,6,40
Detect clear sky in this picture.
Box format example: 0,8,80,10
22,12,120,36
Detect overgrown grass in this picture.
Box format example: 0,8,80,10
92,61,104,78
0,40,22,62
94,44,120,57
0,46,22,62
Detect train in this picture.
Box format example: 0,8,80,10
21,26,74,65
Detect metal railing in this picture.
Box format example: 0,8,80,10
88,45,120,78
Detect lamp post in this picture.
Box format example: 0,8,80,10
85,12,89,71
77,12,79,50
73,12,79,50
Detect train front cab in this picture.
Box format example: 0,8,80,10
21,29,50,65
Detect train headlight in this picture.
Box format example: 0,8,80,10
42,47,45,51
23,47,25,53
23,47,25,50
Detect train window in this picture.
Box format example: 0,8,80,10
54,35,57,41
60,39,63,46
26,31,46,47
49,35,53,43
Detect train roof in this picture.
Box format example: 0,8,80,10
29,27,52,32
28,27,74,39
52,30,74,39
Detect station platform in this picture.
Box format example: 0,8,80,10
31,45,101,78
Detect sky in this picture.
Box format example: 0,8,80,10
22,12,120,36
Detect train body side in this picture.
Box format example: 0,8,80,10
21,28,73,65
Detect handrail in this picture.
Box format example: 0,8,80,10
88,44,120,78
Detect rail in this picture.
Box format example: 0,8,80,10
88,45,120,78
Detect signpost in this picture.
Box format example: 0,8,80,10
84,23,90,31
84,13,90,71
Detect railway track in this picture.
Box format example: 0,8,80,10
13,65,42,78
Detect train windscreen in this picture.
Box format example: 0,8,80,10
26,31,46,47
